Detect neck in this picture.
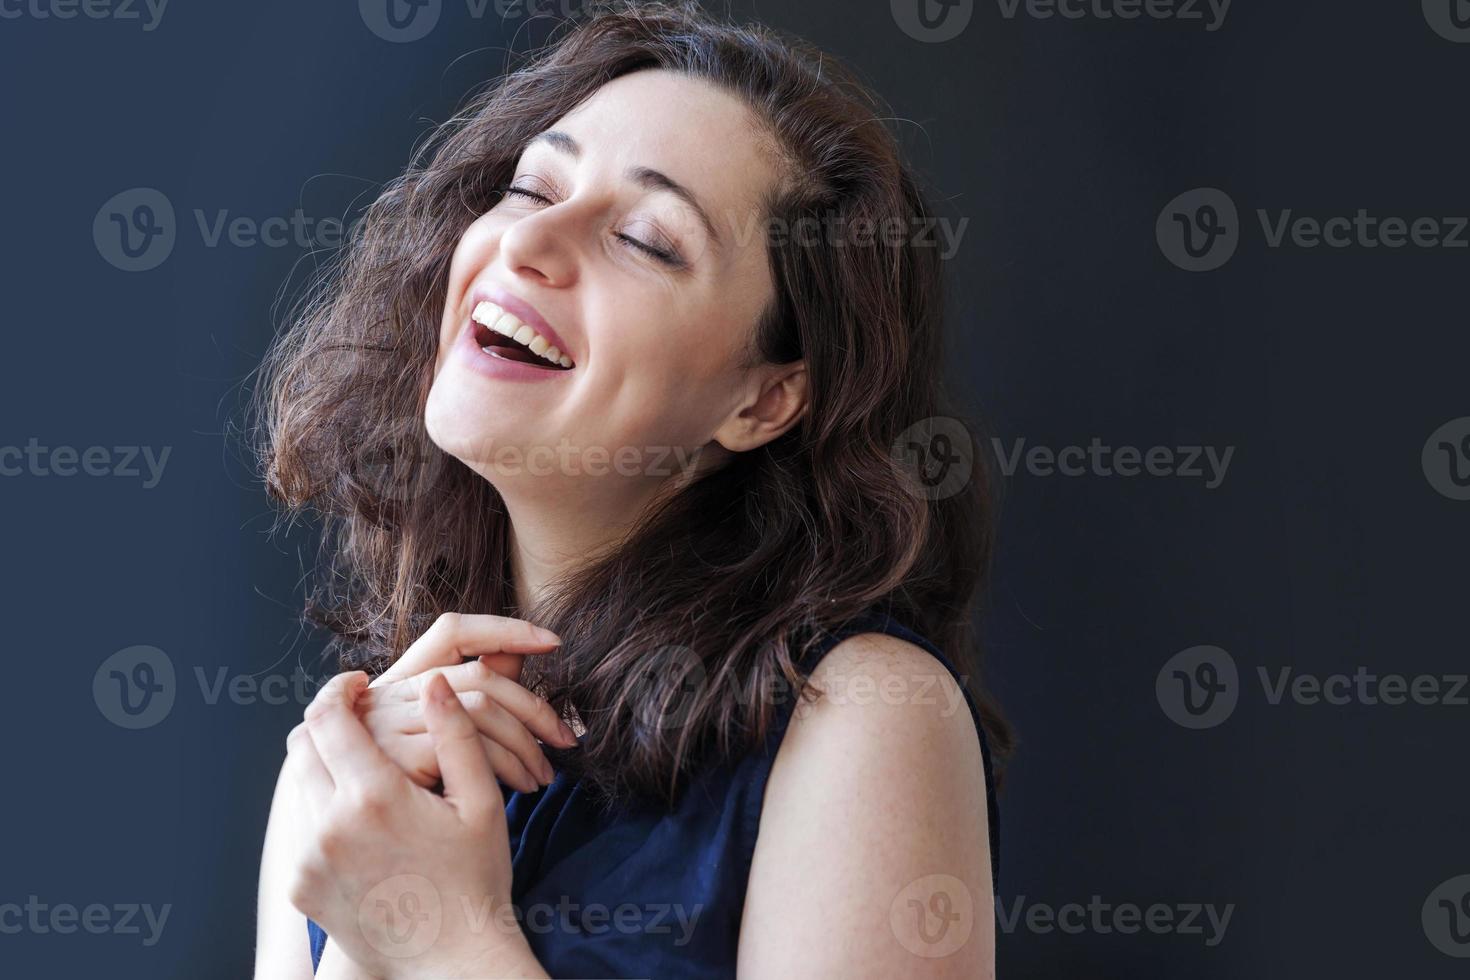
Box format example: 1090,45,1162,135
488,442,730,617
497,479,649,617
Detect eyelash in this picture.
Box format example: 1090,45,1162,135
495,185,684,268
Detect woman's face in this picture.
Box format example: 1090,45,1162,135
425,68,800,502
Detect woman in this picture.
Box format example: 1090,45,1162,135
252,2,1011,976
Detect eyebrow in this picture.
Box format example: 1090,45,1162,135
528,130,723,250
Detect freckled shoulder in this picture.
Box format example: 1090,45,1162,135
797,632,978,744
740,631,995,976
775,630,988,799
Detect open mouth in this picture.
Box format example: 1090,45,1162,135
471,301,574,371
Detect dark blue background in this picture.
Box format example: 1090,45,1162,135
1,0,1465,975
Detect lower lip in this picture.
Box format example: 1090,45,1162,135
453,318,575,383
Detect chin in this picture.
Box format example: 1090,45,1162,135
423,371,506,468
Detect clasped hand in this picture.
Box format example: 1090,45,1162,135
281,614,574,979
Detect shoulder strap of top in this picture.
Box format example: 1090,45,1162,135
763,607,1001,893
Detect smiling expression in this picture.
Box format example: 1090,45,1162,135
424,68,792,493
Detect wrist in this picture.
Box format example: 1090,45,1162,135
387,927,546,980
457,931,547,979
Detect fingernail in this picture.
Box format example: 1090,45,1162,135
540,759,556,783
426,673,452,704
557,720,578,746
535,627,561,645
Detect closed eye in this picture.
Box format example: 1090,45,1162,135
499,186,553,206
496,184,687,270
616,233,683,268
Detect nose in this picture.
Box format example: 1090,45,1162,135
497,202,582,290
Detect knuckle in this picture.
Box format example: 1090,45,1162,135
302,698,327,726
313,816,351,859
285,721,309,750
349,780,394,816
459,690,489,712
285,865,322,916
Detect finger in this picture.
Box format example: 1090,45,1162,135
423,673,502,818
304,672,397,792
364,694,553,787
366,719,541,793
480,652,532,683
374,613,561,686
285,722,333,816
457,692,555,785
401,657,576,748
481,736,542,795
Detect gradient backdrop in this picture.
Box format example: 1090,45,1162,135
1,0,1466,975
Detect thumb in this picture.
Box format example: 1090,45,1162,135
422,672,502,817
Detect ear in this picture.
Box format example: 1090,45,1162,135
711,361,809,453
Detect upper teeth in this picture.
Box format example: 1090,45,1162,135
472,301,573,368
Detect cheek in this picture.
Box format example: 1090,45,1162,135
598,315,744,447
438,216,503,348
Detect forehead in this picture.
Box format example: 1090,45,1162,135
545,68,784,230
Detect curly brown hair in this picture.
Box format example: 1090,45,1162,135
253,0,1013,807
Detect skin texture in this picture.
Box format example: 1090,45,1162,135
254,68,994,978
739,632,996,978
422,67,809,616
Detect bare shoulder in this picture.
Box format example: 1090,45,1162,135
797,630,982,756
737,631,994,977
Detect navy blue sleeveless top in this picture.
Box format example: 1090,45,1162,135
308,608,1000,976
